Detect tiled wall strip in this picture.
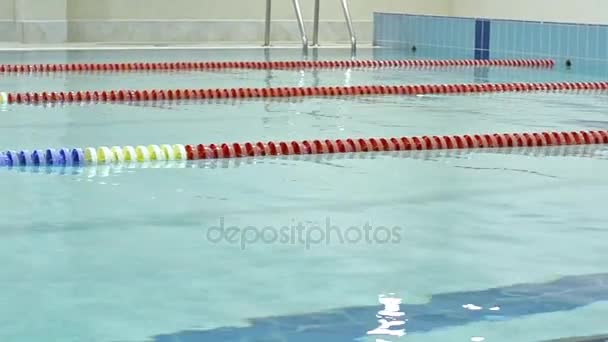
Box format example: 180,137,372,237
475,20,491,60
374,12,608,64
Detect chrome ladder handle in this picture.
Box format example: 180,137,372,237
292,0,309,52
264,0,309,52
312,0,321,46
340,0,357,52
312,0,357,52
264,0,272,46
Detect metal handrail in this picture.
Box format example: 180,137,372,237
263,0,308,52
311,0,357,52
264,0,272,46
292,0,308,52
340,0,357,52
312,0,321,46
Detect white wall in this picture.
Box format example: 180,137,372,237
1,0,450,43
13,0,608,24
15,0,66,20
0,0,68,43
63,0,450,43
66,0,450,21
10,0,608,43
450,0,608,24
0,0,15,20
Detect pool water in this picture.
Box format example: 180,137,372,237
0,47,607,342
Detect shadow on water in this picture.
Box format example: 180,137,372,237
542,334,608,342
150,273,608,342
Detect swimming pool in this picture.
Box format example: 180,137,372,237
1,47,607,342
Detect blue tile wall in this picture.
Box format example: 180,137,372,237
474,20,491,59
373,13,477,59
374,12,608,66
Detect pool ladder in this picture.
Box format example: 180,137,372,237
263,0,357,54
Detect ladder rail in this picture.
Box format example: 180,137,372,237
264,0,272,46
311,0,357,52
340,0,357,52
264,0,309,52
312,0,321,46
292,0,309,52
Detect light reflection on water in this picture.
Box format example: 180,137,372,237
367,294,406,340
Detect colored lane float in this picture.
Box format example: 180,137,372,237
0,58,555,74
5,144,607,178
10,96,309,109
2,81,608,105
1,130,608,167
0,145,189,167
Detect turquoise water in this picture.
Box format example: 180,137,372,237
1,48,608,342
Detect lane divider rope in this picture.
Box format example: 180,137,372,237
6,144,606,177
11,96,310,108
0,64,556,78
1,130,607,167
0,59,555,73
2,81,607,105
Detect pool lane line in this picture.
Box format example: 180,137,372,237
2,81,607,105
0,145,189,167
1,130,607,167
0,63,556,78
8,96,310,108
0,58,554,74
5,145,607,177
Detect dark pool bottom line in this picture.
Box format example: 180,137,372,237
151,273,608,342
543,335,608,342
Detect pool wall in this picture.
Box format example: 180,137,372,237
451,0,608,24
374,13,608,61
0,0,449,44
374,12,608,76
